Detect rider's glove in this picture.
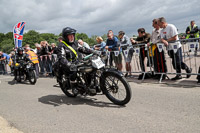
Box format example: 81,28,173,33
69,63,77,71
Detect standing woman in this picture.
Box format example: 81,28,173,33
94,36,107,65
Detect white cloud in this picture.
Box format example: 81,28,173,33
0,0,199,37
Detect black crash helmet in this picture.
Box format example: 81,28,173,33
17,47,23,54
62,27,76,43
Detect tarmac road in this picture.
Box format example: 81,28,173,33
0,75,200,133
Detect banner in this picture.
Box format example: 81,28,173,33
157,43,164,53
187,42,196,52
106,51,110,57
114,51,119,56
171,42,178,53
13,22,26,48
123,49,129,58
134,48,140,56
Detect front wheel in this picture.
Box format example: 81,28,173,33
16,70,21,82
100,72,132,105
28,70,37,84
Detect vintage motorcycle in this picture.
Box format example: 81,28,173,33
53,54,132,105
14,61,37,84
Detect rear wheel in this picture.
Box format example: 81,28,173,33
101,72,132,105
59,75,77,97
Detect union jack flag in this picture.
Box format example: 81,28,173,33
13,22,26,48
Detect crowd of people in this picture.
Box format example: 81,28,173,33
0,17,200,83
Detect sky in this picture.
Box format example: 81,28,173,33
0,0,199,37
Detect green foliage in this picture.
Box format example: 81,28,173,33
101,34,107,41
0,39,14,53
4,32,13,40
23,30,41,48
76,33,89,41
0,33,5,43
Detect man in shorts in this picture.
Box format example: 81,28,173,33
118,31,134,77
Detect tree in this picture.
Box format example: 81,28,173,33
23,30,41,48
101,34,107,41
76,33,89,42
4,32,13,40
0,33,5,43
40,33,58,44
0,39,14,53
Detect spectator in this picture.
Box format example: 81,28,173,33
105,30,122,71
51,43,58,54
58,36,63,43
51,43,58,63
0,51,10,74
35,43,44,75
148,19,167,79
40,41,52,76
8,51,15,75
197,67,200,84
95,36,106,51
118,31,134,77
95,36,107,65
78,39,90,49
158,17,192,80
186,20,199,39
131,28,151,79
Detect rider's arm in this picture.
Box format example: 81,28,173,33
57,44,66,59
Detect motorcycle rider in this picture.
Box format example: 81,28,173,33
56,27,98,94
13,47,32,80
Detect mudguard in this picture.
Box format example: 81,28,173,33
102,67,124,77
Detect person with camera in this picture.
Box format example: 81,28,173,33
40,41,52,76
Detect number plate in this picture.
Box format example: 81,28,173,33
92,57,105,69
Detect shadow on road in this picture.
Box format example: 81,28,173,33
38,94,124,108
7,79,33,86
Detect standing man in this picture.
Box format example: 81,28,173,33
105,30,122,71
0,51,10,74
118,31,134,77
131,28,151,79
158,17,192,80
186,20,199,39
148,19,167,79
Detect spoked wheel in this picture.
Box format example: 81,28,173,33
101,72,132,105
29,70,37,84
59,75,77,97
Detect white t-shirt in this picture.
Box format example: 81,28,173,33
160,24,181,50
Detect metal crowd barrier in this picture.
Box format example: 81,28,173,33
38,54,57,76
100,38,200,83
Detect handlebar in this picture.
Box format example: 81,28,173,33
83,53,93,60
